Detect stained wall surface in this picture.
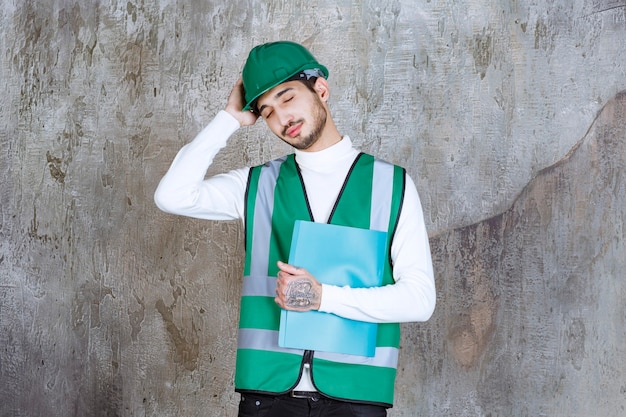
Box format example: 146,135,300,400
1,1,625,416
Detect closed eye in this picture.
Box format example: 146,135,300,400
259,87,294,119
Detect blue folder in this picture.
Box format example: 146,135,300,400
278,220,388,357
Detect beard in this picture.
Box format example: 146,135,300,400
280,96,327,150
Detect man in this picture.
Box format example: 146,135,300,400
154,41,436,417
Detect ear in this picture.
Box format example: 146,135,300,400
314,77,330,102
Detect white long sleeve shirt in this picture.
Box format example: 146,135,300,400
154,110,436,323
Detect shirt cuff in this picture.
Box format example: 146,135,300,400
318,283,341,314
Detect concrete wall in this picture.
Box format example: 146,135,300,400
1,0,624,416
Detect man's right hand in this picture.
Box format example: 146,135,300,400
225,78,259,127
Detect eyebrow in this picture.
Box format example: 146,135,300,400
258,87,294,114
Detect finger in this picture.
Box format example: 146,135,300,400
277,261,305,275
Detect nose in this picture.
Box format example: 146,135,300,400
275,108,293,127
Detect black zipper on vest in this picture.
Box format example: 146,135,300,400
294,161,315,222
302,349,314,381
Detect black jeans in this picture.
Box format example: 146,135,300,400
238,393,387,417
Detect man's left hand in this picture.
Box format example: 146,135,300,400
275,261,322,311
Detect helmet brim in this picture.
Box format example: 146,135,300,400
242,64,329,112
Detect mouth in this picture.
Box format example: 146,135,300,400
285,122,303,138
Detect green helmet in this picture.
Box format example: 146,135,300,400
241,41,329,111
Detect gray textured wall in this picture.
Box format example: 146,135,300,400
1,0,625,416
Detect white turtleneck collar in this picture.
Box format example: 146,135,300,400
293,136,359,172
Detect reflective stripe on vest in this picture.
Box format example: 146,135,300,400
236,153,405,407
238,328,399,368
